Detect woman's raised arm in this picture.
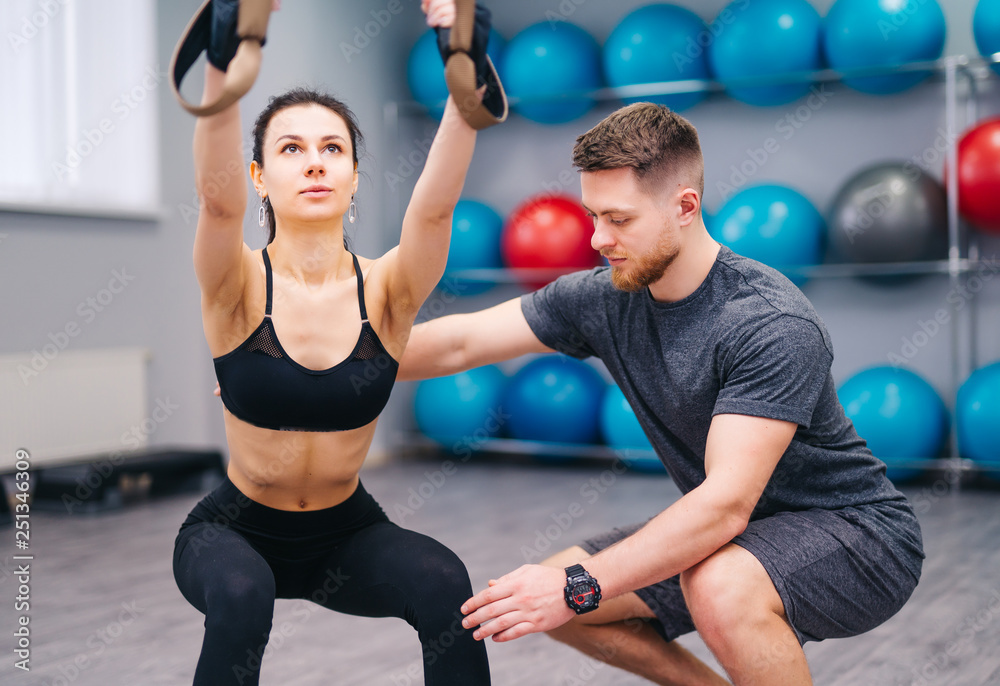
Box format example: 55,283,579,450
383,0,498,318
192,64,253,314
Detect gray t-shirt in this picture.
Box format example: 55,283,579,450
521,246,919,530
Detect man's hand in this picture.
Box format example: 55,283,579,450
461,564,575,642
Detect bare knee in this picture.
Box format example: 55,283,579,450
680,544,784,646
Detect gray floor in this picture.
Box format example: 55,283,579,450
2,457,1000,686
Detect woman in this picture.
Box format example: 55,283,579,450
171,3,491,684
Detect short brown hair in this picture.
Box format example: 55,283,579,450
572,103,704,197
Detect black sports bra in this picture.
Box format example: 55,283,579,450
213,247,399,432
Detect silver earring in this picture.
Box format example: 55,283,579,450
258,196,266,227
348,197,357,224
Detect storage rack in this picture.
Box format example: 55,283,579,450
384,53,1000,484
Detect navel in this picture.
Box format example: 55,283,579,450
299,500,307,509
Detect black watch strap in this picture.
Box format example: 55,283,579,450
564,564,601,615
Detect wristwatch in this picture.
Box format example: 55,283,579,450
564,564,602,614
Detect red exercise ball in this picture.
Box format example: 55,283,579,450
501,194,600,289
957,117,1000,235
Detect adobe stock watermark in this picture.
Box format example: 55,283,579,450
888,255,1000,367
176,487,255,559
177,161,245,226
744,624,806,679
17,267,137,386
6,0,70,53
391,404,510,524
903,127,957,178
715,84,835,202
878,0,937,41
520,458,631,563
385,132,436,192
384,114,482,193
671,0,750,70
389,610,476,686
544,0,588,27
562,618,646,686
231,567,351,684
903,587,1000,685
530,165,582,202
61,397,181,513
340,0,407,63
347,275,476,398
41,599,146,686
52,64,168,182
834,170,928,247
176,136,254,226
207,433,310,502
909,474,959,516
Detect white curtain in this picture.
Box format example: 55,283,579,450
0,0,159,217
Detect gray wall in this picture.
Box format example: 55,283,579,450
2,0,998,463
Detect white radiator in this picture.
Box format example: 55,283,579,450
0,346,150,470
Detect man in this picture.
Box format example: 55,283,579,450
397,103,924,685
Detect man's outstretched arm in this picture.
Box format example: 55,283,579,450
397,297,555,381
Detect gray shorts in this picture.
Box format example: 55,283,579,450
581,504,923,644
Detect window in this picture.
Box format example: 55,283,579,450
0,0,159,218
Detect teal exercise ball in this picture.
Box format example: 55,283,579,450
407,28,506,119
441,199,504,297
710,184,825,283
414,365,508,446
823,0,946,94
708,0,823,106
957,361,1000,471
504,357,606,444
837,366,948,483
500,21,603,124
603,4,711,111
974,0,1000,74
600,385,665,473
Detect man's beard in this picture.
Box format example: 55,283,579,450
607,236,680,292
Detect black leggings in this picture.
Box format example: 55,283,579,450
172,477,490,685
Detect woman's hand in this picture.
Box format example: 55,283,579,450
422,0,456,28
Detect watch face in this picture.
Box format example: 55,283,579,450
570,582,598,608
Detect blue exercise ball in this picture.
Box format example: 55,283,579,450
603,4,711,111
504,357,606,444
439,199,504,297
414,365,508,445
710,184,825,283
957,361,1000,471
837,366,948,483
708,0,823,106
823,0,946,95
600,385,665,473
407,28,506,119
974,0,1000,75
500,21,603,124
